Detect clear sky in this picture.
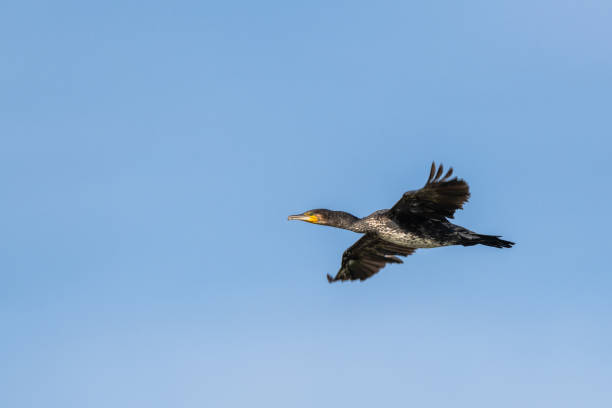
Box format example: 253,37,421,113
2,1,611,407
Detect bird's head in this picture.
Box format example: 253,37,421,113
288,209,360,229
287,209,331,225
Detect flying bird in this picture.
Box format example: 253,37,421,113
288,162,514,283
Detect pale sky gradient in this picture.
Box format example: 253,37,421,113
2,1,612,407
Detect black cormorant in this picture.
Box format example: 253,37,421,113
288,162,514,283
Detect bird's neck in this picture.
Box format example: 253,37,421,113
327,211,364,232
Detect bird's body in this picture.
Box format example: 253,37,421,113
354,210,455,248
289,163,514,283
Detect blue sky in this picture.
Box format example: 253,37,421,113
2,1,611,407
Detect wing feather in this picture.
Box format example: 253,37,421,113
390,162,470,221
327,234,416,283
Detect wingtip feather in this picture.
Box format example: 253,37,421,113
428,162,436,184
435,163,444,181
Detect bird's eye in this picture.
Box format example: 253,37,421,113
305,211,313,216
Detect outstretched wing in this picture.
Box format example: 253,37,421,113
390,162,470,221
327,234,416,283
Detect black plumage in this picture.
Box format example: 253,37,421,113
329,234,416,283
288,162,514,283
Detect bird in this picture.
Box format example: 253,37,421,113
288,162,514,283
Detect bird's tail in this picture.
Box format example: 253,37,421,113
461,233,514,248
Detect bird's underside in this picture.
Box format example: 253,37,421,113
289,162,514,283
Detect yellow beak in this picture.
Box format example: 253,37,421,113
288,213,319,223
